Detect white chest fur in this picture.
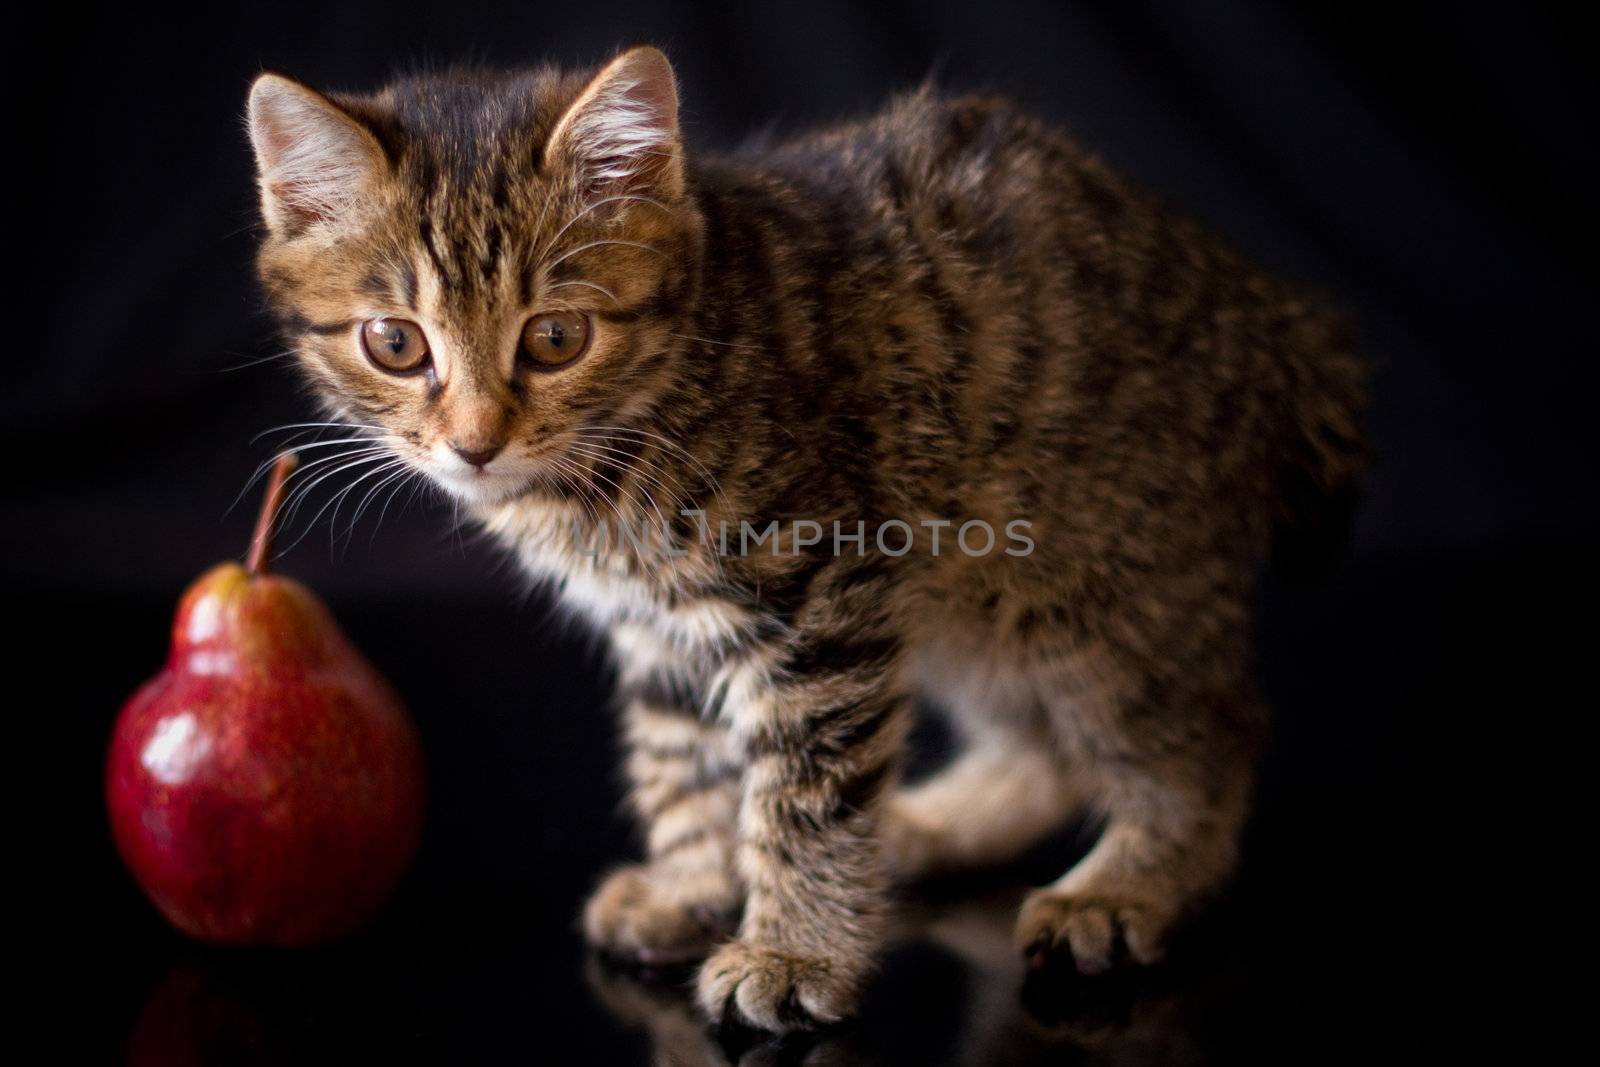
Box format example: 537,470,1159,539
478,497,757,658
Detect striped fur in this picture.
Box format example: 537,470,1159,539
249,46,1366,1032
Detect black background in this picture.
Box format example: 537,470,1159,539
11,2,1578,1062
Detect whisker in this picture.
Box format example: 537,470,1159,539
566,449,689,512
251,421,384,443
275,459,406,557
574,425,729,509
544,453,603,531
667,333,766,351
371,469,427,543
346,464,417,538
568,444,673,535
227,440,392,516
566,440,696,523
543,239,666,275
528,186,562,267
543,279,620,305
547,453,634,562
574,445,727,528
538,194,670,262
555,453,631,528
556,452,670,580
278,451,392,529
220,349,299,373
261,458,383,559
323,460,410,545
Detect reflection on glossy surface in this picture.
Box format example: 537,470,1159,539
121,869,1384,1065
127,963,270,1067
85,591,1412,1065
120,884,1252,1065
585,886,1245,1066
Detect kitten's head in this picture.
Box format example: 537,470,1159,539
246,47,700,506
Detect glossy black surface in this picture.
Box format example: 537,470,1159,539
42,569,1457,1063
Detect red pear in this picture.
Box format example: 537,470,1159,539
106,455,425,945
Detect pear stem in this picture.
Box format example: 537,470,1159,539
246,452,299,576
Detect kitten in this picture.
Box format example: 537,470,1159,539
247,46,1364,1032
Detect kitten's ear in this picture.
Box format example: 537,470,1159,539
545,46,683,198
247,74,386,235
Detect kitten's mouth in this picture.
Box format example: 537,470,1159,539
423,439,582,507
428,463,539,506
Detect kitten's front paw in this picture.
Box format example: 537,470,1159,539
1015,888,1175,975
696,939,856,1032
583,864,739,967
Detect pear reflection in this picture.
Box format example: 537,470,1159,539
125,943,427,1066
126,960,276,1067
585,885,1244,1067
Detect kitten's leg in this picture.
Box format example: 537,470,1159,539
1014,683,1259,975
883,740,1081,879
584,633,744,965
695,620,910,1032
885,639,1084,879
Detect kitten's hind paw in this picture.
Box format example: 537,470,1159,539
879,804,947,883
1015,888,1173,976
696,939,857,1033
583,864,739,967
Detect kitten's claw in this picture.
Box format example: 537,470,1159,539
696,939,855,1033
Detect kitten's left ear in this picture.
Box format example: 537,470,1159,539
545,46,683,198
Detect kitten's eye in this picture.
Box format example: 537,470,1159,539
519,311,592,369
361,318,430,373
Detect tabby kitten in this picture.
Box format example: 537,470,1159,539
247,46,1363,1032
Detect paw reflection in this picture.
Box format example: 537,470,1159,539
585,885,1240,1066
585,952,868,1065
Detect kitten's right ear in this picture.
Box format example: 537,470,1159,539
247,74,386,236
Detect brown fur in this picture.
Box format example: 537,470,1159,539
248,46,1365,1032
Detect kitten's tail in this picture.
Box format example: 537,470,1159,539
1270,313,1369,580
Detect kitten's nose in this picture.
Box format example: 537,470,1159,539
450,442,504,468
